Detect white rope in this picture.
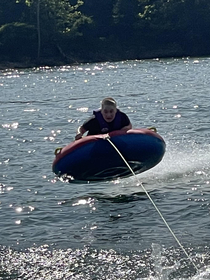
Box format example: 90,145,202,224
105,136,199,272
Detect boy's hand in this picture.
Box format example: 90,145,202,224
75,133,82,140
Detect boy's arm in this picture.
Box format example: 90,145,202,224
75,125,87,140
120,122,132,131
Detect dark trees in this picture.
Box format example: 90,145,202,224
0,0,210,65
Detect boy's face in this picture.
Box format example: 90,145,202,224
101,105,117,122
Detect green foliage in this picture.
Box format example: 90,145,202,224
23,0,91,36
0,22,37,60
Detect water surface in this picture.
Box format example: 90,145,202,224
1,58,210,279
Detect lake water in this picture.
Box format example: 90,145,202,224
1,57,210,279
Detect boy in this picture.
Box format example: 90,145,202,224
75,97,132,140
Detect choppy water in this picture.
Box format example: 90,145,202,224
1,57,210,279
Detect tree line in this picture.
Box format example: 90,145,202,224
0,0,210,66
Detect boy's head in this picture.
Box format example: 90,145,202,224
101,97,117,123
101,97,117,108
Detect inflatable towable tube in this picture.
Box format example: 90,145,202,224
52,128,166,183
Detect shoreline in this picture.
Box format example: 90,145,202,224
0,60,71,70
0,50,185,70
1,52,209,71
